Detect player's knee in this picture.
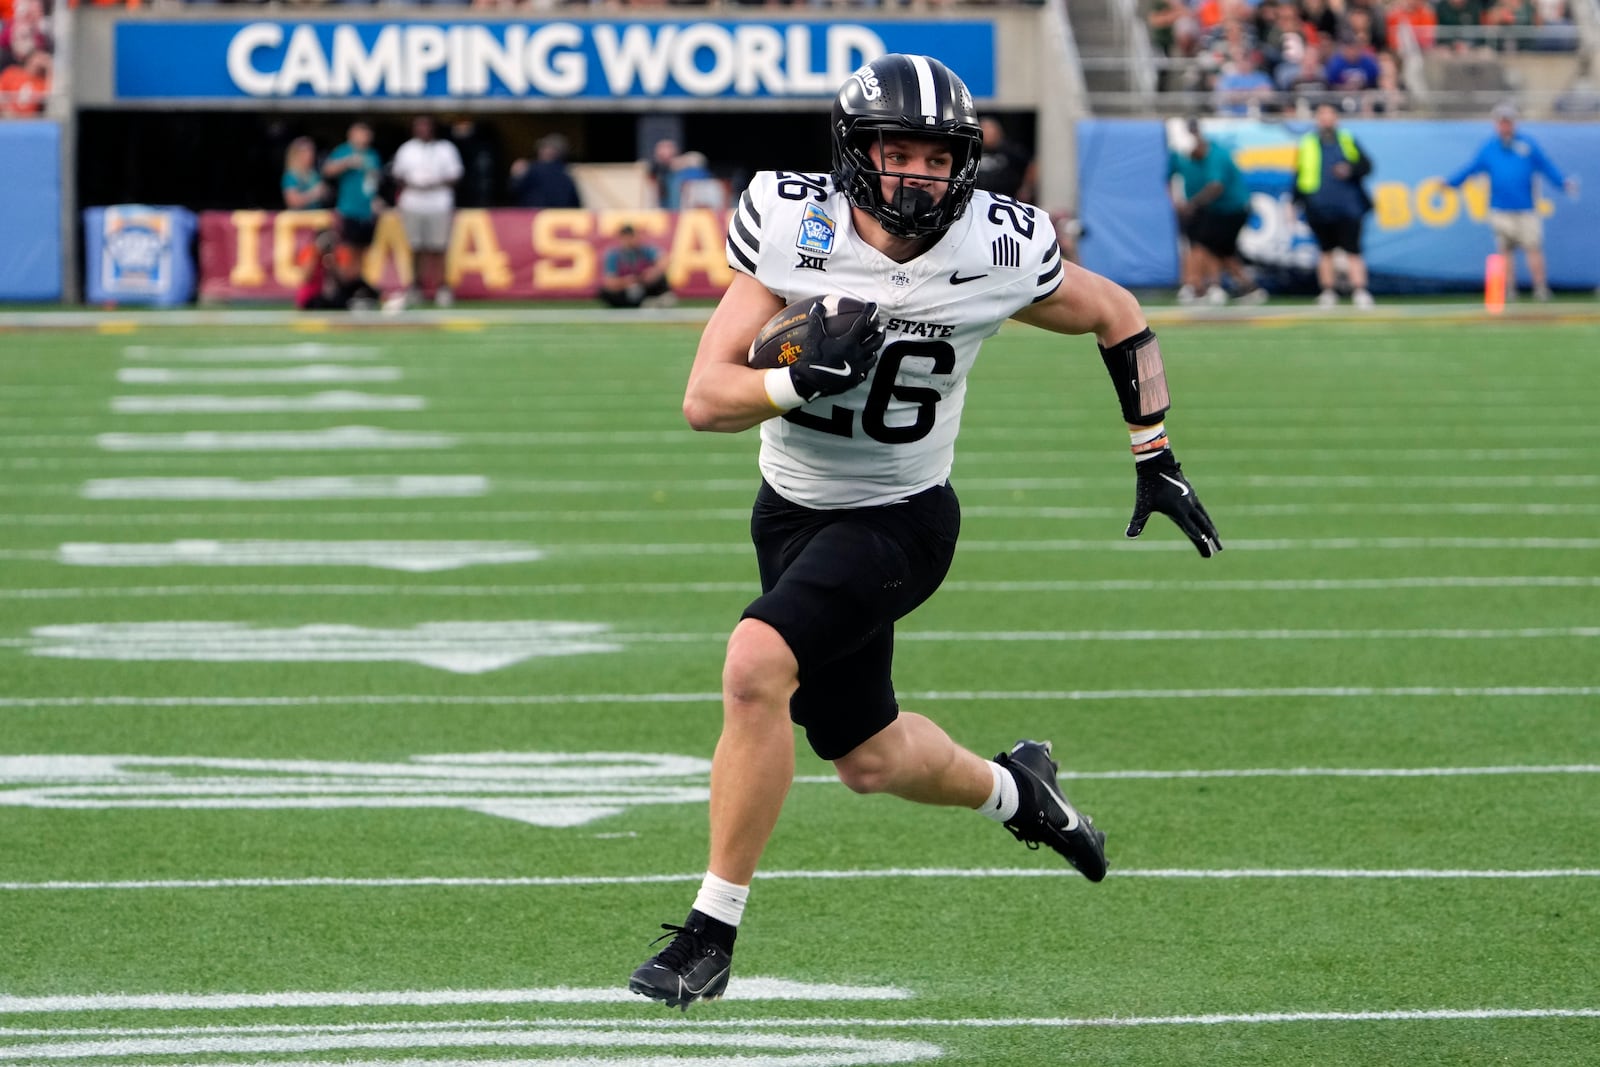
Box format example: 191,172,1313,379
832,733,896,795
833,753,890,795
722,618,798,710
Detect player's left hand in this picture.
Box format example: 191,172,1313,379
1126,450,1222,558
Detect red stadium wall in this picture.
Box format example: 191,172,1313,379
197,208,736,303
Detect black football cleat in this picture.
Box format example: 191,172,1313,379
996,739,1109,883
628,919,732,1011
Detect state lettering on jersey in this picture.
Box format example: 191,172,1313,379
795,254,828,272
883,317,955,339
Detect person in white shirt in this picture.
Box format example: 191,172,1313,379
627,53,1223,1012
390,115,464,307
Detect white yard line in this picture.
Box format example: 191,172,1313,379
3,1009,1598,1040
0,980,909,1014
6,575,1599,601
5,626,1596,651
3,686,1596,710
4,867,1598,893
1,504,1596,525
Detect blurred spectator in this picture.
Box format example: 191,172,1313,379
1250,0,1282,46
322,121,383,253
1299,0,1342,41
1482,0,1535,51
1345,0,1391,53
599,224,674,309
1147,0,1200,74
1168,119,1268,305
1325,30,1382,107
0,43,49,115
1374,50,1409,113
448,117,502,208
390,114,463,308
664,150,716,210
1435,0,1490,51
1532,0,1577,50
1213,47,1277,115
0,0,53,71
1198,1,1259,65
295,227,378,312
1443,103,1579,300
1386,0,1439,49
0,0,52,115
974,118,1037,202
509,133,583,209
281,137,331,210
1264,1,1322,89
1294,103,1376,307
648,137,681,208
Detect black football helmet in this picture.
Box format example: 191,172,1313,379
831,54,983,240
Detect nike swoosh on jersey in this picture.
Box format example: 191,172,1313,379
949,271,988,285
1159,473,1191,497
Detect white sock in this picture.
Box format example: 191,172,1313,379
691,871,749,928
976,761,1020,823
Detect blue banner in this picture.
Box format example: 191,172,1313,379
0,123,62,302
84,205,198,307
1189,117,1600,291
1076,119,1181,288
113,20,996,100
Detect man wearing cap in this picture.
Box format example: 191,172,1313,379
599,224,674,309
1445,103,1580,301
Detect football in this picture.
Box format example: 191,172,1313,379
747,294,876,369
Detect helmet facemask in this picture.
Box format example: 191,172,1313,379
830,54,984,241
836,125,981,239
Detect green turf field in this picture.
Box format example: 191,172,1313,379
2,310,1597,1066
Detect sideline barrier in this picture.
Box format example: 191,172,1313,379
0,123,62,302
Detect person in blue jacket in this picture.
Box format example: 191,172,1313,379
1445,103,1580,301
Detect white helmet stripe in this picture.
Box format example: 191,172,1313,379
907,54,938,124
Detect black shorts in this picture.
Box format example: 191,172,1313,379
338,215,376,249
741,479,961,760
1308,216,1364,254
1185,208,1250,258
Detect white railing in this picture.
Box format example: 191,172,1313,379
1107,0,1161,101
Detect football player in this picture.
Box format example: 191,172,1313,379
629,53,1222,1011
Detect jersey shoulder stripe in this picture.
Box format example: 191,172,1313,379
1035,241,1064,302
726,171,841,282
726,184,767,275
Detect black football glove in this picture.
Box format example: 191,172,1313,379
1126,450,1223,558
787,301,885,402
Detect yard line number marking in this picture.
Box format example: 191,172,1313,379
0,753,1593,836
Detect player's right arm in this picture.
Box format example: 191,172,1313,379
682,272,788,434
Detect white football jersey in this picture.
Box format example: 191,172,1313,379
728,170,1064,508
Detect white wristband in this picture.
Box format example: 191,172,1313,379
763,367,806,411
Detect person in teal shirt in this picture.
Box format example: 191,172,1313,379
323,121,384,251
281,136,330,211
1167,119,1268,306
